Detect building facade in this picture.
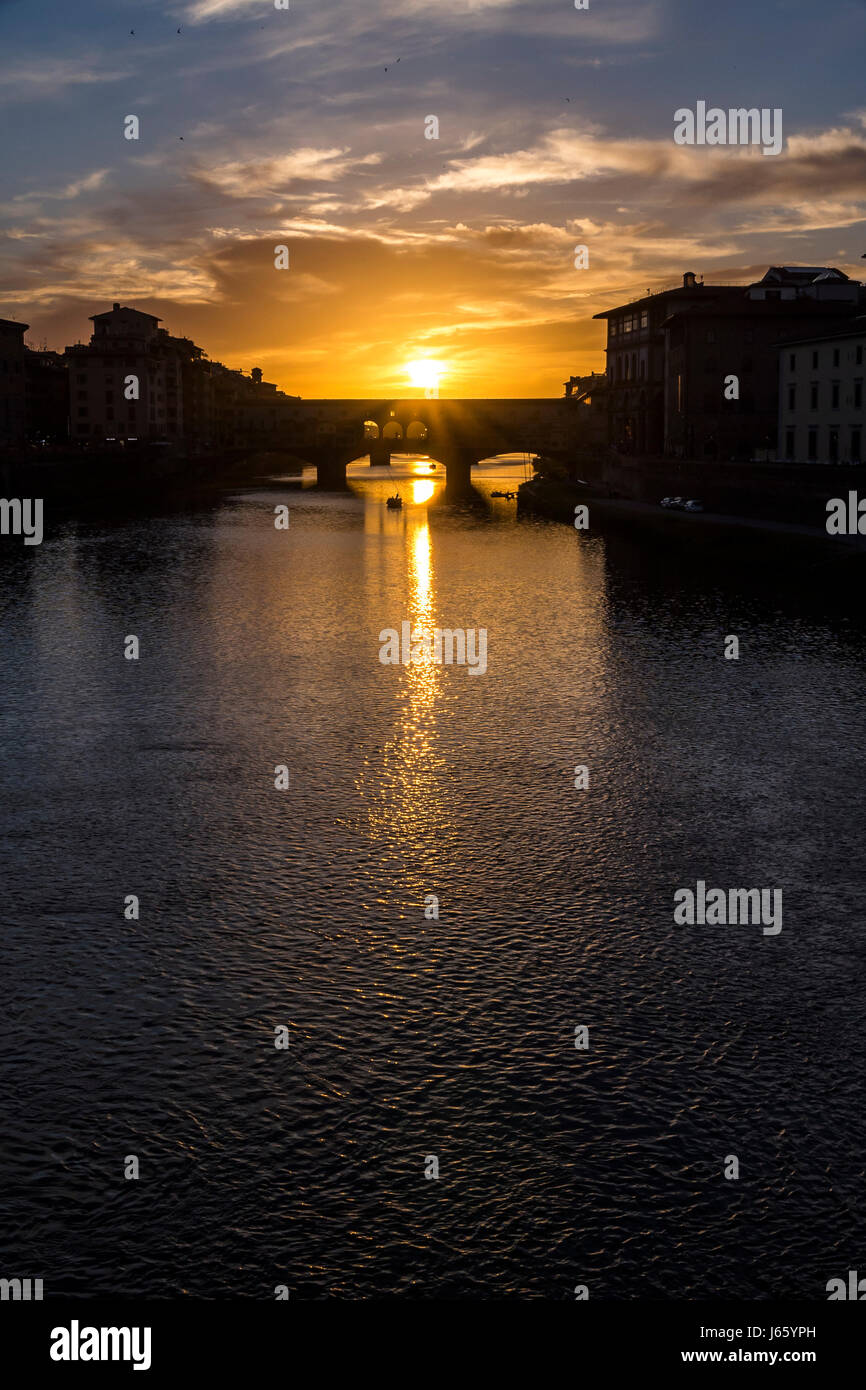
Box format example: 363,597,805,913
778,319,865,464
594,268,864,461
563,371,608,449
24,348,69,443
65,305,181,443
64,304,298,449
593,273,744,455
0,317,29,446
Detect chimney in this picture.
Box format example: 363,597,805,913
113,302,120,311
683,272,697,290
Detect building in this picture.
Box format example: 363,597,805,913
777,318,865,464
209,361,300,448
0,317,29,446
64,304,298,450
563,371,608,449
594,268,864,461
662,295,859,461
748,265,859,305
24,348,69,443
593,273,744,454
65,305,181,443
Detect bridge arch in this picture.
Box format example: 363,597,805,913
406,420,429,442
382,419,404,440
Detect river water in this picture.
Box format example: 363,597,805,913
2,458,866,1299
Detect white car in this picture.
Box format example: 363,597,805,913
684,499,704,512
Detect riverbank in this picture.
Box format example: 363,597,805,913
518,476,866,556
0,446,304,508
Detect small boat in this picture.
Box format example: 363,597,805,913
386,494,403,509
491,489,517,499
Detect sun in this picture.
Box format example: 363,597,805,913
406,359,442,392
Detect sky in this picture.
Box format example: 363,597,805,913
0,0,865,397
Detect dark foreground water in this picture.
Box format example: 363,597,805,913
2,462,866,1300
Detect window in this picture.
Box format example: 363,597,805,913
676,373,683,413
829,428,839,463
807,429,817,461
742,357,753,373
855,381,862,409
810,383,818,410
105,390,114,403
77,406,88,417
789,353,796,371
705,358,718,372
640,311,648,329
77,372,86,383
744,329,754,344
77,389,87,400
857,345,863,365
106,408,114,421
833,348,840,367
787,385,796,411
706,329,716,344
831,382,840,410
852,429,862,462
785,429,795,460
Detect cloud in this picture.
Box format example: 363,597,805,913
0,57,131,101
192,149,382,198
11,170,110,204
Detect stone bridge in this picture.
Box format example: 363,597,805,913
278,398,574,490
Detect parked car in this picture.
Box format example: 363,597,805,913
660,496,674,508
684,499,704,512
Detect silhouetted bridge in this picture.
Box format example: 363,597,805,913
277,398,574,491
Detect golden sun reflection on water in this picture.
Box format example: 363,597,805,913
357,492,456,898
411,480,436,505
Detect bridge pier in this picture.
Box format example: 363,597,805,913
312,446,354,490
368,440,392,468
440,448,477,497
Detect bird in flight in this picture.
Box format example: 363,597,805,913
129,29,135,36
